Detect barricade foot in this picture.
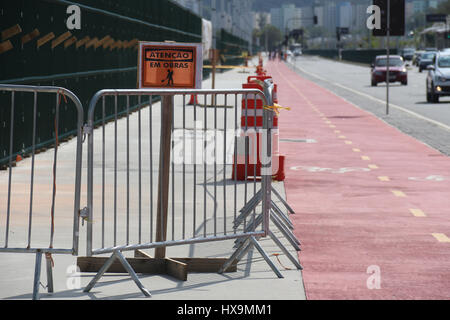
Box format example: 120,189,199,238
83,251,152,298
115,251,152,297
220,236,284,279
218,237,252,274
250,237,284,278
269,231,303,270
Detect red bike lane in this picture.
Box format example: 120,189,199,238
266,60,450,300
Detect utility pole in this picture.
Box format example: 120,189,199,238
212,0,217,49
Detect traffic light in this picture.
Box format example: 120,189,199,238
372,0,405,37
313,15,318,25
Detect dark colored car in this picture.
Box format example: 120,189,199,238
419,52,437,72
426,52,450,103
371,55,408,86
413,50,424,66
401,48,415,61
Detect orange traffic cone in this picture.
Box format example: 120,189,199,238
16,155,23,162
187,95,199,105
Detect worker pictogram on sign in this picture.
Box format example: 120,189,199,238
138,42,203,89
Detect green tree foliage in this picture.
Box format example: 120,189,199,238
433,0,450,14
253,25,282,51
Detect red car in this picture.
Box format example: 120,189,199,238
371,55,408,86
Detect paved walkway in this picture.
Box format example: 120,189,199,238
267,60,450,300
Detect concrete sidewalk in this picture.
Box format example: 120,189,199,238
0,60,306,300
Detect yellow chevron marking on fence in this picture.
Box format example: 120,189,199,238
2,24,22,41
52,31,72,49
0,40,13,54
76,36,90,49
21,29,40,45
37,32,55,48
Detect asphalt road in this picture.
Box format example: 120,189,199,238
287,55,450,156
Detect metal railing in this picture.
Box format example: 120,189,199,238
81,82,281,296
0,84,84,299
84,87,274,254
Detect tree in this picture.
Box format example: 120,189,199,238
255,25,282,51
432,0,450,15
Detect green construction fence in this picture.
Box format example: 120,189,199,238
0,0,203,167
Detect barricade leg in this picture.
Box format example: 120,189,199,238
45,254,54,294
234,210,301,253
218,237,252,274
250,237,284,279
220,236,284,279
271,212,301,251
235,240,256,262
269,231,303,270
32,251,43,300
271,201,294,230
84,251,151,297
115,251,152,297
271,186,296,215
236,235,294,278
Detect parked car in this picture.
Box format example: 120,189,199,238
400,48,415,61
371,55,408,86
419,52,437,72
426,51,450,103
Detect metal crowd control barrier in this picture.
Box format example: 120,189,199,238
219,79,303,277
0,84,84,300
80,80,298,297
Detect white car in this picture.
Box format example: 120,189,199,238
293,49,302,56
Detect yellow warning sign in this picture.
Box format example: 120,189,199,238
138,42,203,89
